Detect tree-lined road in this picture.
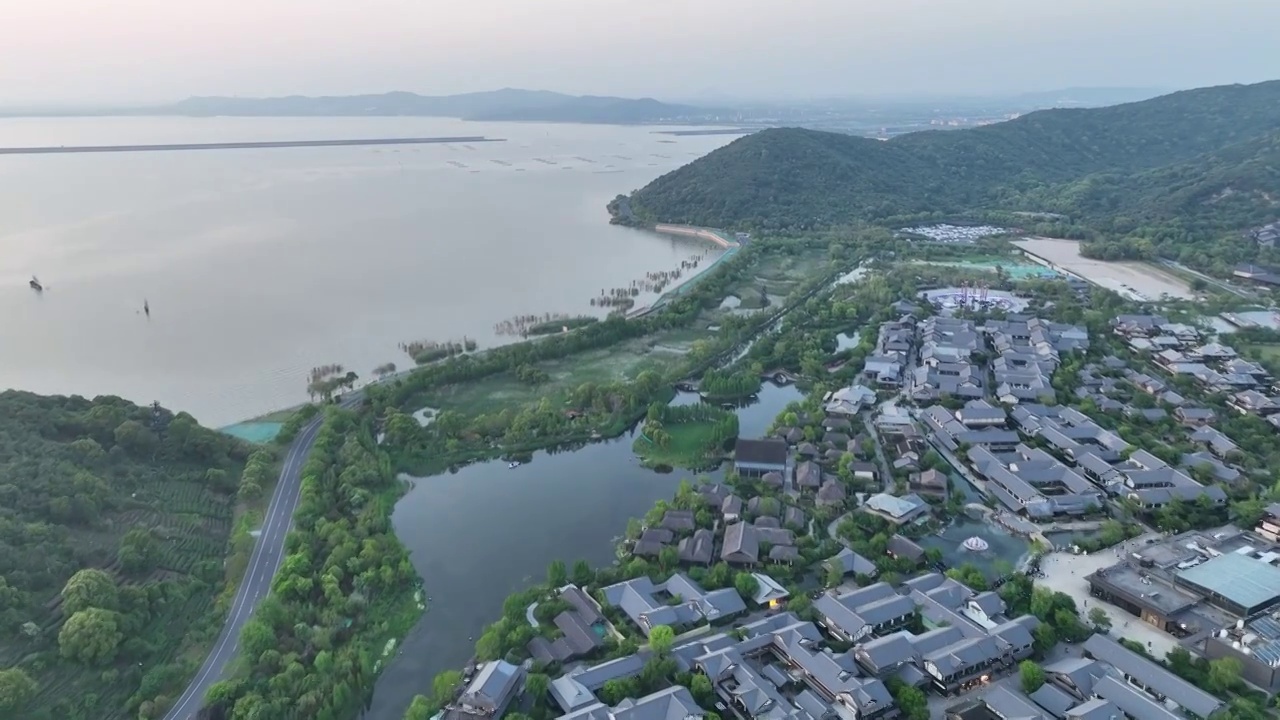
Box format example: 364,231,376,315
162,410,329,719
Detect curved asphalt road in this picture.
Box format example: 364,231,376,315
163,407,334,720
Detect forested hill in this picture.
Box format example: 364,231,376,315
0,390,250,719
620,80,1280,237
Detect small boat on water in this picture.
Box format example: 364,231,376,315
143,299,150,317
508,461,521,469
29,276,42,292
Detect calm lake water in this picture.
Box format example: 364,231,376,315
367,382,802,719
0,116,735,426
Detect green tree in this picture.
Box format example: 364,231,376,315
61,568,118,614
1033,623,1058,655
1223,698,1268,720
1208,656,1243,695
735,572,759,600
404,695,434,720
118,527,160,575
1019,660,1045,693
648,625,676,655
205,679,243,707
825,563,845,588
113,419,158,455
787,593,813,618
524,673,550,704
890,682,928,720
690,674,714,706
59,607,123,664
430,670,464,708
239,618,278,659
659,546,679,571
572,559,593,586
547,559,568,588
0,668,37,713
1088,607,1112,632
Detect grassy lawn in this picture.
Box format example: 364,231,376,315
1240,343,1280,363
633,421,723,469
413,329,706,417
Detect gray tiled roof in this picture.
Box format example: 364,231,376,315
601,575,722,635
795,460,822,488
768,545,800,563
981,686,1050,720
562,585,603,625
677,528,714,565
660,510,695,532
909,625,966,656
923,635,1002,676
557,685,703,720
722,522,759,564
1030,683,1077,717
887,534,925,561
817,479,846,505
855,631,917,672
1083,634,1223,718
1067,698,1120,720
827,547,877,577
556,610,604,655
461,660,522,713
784,506,806,528
1089,674,1181,720
969,591,1006,618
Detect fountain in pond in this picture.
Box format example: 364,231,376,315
962,536,990,552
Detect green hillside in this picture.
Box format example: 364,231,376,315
618,81,1280,263
0,391,250,720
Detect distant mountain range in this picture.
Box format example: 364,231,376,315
613,80,1280,273
149,89,727,124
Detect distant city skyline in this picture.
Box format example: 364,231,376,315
2,0,1277,105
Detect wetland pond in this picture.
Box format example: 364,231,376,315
365,381,802,719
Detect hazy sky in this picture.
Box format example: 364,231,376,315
5,0,1278,104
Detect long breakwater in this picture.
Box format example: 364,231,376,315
0,136,506,155
653,223,738,249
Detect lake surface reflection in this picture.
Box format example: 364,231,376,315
365,382,802,718
0,116,734,425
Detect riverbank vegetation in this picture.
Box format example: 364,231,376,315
527,315,598,336
307,364,360,402
494,313,599,338
0,391,252,720
203,408,422,720
633,403,738,469
699,367,761,400
401,338,479,365
588,251,717,309
371,239,854,475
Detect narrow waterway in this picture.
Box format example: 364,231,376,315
363,381,803,719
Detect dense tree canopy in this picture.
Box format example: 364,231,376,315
58,608,123,665
60,569,118,615
0,391,250,719
204,409,421,720
621,81,1280,274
